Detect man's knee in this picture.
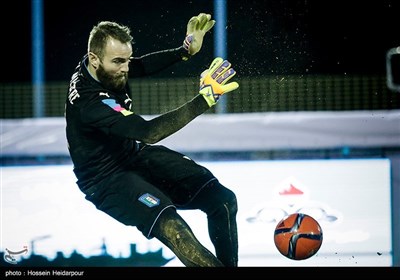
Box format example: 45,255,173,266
197,181,238,216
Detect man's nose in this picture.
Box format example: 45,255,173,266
121,61,129,72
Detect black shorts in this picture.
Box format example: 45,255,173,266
84,144,216,238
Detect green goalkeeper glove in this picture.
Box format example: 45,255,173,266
199,57,239,107
184,13,215,56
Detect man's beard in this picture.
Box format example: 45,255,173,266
96,64,128,92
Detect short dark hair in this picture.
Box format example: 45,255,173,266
88,21,134,59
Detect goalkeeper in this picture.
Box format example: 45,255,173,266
65,13,239,267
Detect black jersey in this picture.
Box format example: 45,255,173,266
65,47,209,192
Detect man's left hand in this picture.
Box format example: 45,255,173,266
183,13,215,56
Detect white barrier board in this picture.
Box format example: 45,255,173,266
1,159,392,266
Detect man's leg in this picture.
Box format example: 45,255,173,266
151,207,224,267
188,181,239,267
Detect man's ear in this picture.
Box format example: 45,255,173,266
88,52,99,69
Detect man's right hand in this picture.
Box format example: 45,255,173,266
199,57,239,107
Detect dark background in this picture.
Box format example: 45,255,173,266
4,0,400,83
